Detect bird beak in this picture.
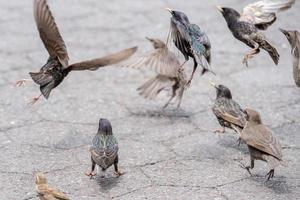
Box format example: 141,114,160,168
279,28,288,36
216,5,223,13
209,81,218,89
165,7,173,13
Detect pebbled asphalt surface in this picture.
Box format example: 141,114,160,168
0,0,299,199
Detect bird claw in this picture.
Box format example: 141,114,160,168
238,161,252,175
266,170,274,181
85,171,97,179
236,137,242,147
242,57,249,67
185,80,192,88
28,96,40,106
15,79,29,87
114,171,124,177
213,128,225,134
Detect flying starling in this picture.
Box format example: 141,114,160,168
280,29,300,86
123,37,188,109
217,0,295,66
35,172,70,200
16,0,137,104
210,82,247,134
239,108,284,180
86,118,122,178
166,8,213,86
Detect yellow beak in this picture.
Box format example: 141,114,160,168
216,6,223,12
165,7,173,13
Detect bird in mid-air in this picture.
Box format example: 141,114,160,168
122,37,188,109
217,0,295,66
239,108,284,180
210,82,247,134
166,8,213,86
280,28,300,86
35,172,70,200
86,119,122,179
16,0,137,104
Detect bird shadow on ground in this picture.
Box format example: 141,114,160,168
126,107,194,119
95,173,121,191
250,176,291,194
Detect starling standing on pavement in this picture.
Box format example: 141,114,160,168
166,8,213,86
239,108,284,180
123,37,188,109
35,172,70,200
210,82,247,134
280,29,300,86
86,119,122,178
16,0,137,104
217,0,295,66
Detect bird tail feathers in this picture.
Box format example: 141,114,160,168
260,40,280,65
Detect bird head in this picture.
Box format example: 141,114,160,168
244,108,262,124
280,28,299,49
146,37,166,49
98,118,113,135
35,172,47,185
217,6,240,22
210,81,232,99
165,8,190,24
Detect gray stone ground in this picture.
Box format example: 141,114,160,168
0,0,299,199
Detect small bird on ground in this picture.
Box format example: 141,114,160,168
280,29,300,86
35,172,70,200
210,82,247,134
217,0,295,66
239,108,284,180
86,118,122,179
166,8,213,86
16,0,137,104
123,37,187,109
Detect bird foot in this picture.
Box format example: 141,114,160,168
213,128,225,134
85,171,97,179
236,137,242,147
185,80,192,88
28,96,41,105
266,169,274,181
114,171,124,177
15,79,31,87
238,161,252,175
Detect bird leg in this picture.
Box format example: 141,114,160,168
163,86,176,109
239,159,254,176
85,158,97,179
28,94,42,105
186,57,198,87
114,156,124,177
266,169,274,181
178,60,188,72
242,47,259,67
15,79,32,87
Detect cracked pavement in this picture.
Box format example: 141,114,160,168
0,0,300,199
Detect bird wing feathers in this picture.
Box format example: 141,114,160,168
242,124,282,160
68,47,137,71
36,184,70,200
212,99,246,127
122,47,181,77
137,75,176,100
34,0,69,68
240,0,295,29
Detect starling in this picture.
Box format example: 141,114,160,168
35,172,70,200
16,0,137,104
239,108,284,180
217,0,295,66
280,29,300,86
210,82,247,134
123,37,188,109
166,8,213,86
86,118,122,178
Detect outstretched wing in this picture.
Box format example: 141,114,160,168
242,124,282,160
68,47,137,71
34,0,69,68
123,47,181,77
36,184,70,200
240,0,295,30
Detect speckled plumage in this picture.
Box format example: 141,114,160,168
240,108,284,180
86,119,122,178
167,9,212,85
211,84,247,134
